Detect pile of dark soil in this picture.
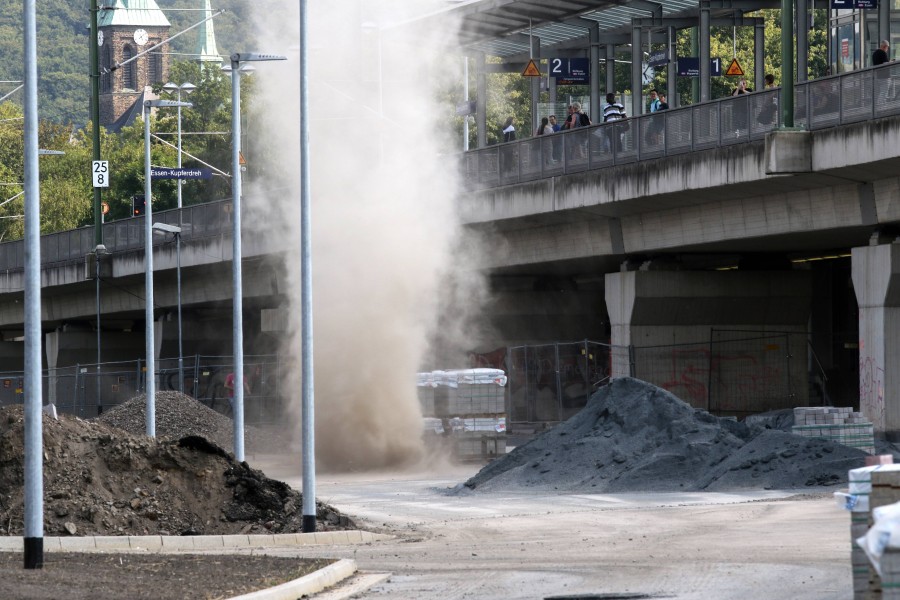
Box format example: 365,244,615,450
464,378,869,493
97,391,287,454
0,406,353,536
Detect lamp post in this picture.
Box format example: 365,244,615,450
153,222,183,394
227,52,286,463
143,99,192,437
161,82,196,209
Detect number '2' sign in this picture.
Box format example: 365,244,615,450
92,160,109,188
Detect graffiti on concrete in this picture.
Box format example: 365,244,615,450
859,354,885,430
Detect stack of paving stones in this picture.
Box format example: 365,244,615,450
793,407,875,454
845,463,900,598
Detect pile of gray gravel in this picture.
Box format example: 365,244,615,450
463,378,869,493
97,391,285,455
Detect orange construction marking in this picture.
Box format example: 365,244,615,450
725,58,744,77
522,59,542,77
239,151,247,165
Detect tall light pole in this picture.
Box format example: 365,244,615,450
161,82,196,209
299,0,316,534
153,222,183,394
143,99,192,437
228,52,286,463
23,0,42,570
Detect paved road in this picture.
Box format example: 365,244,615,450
253,458,852,600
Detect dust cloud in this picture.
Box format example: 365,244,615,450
243,2,483,471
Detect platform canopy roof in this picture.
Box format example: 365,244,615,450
393,0,769,58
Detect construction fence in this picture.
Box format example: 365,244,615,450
508,330,816,428
0,355,284,426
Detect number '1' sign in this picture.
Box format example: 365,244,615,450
92,160,109,188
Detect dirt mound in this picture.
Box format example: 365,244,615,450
0,406,352,536
97,391,286,454
463,378,868,493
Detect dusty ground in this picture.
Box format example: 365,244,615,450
0,553,331,600
255,459,854,600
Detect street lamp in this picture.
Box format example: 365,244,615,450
161,82,195,209
153,222,183,395
227,52,285,463
143,98,192,438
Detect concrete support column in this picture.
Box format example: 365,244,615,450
45,330,59,407
605,269,812,412
700,3,711,102
475,52,487,148
631,21,642,117
755,21,766,91
852,243,900,438
797,0,808,82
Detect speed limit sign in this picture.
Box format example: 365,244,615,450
92,160,109,188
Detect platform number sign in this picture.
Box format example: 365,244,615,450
92,160,109,188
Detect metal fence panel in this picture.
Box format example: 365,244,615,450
666,108,693,154
842,71,874,124
873,63,900,118
720,95,751,146
692,103,719,150
564,129,590,172
541,135,566,176
808,77,841,128
499,144,519,185
519,138,542,182
708,331,793,414
478,148,499,186
750,90,779,138
639,114,666,159
588,125,616,167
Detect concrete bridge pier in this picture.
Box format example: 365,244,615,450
605,268,812,413
852,242,900,439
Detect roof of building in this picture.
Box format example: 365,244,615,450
98,0,171,29
195,0,223,64
106,90,146,133
392,0,751,58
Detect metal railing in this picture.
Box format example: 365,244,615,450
0,199,233,272
464,62,900,190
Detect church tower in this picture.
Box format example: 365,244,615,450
98,0,171,129
195,0,223,68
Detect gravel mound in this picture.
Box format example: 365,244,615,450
97,391,284,454
0,405,352,536
463,377,868,493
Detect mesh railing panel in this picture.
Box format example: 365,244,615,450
639,114,666,159
874,63,900,118
478,148,499,186
750,90,779,138
719,95,751,145
519,138,542,181
808,78,842,128
666,109,693,154
564,129,590,172
588,125,616,167
499,144,519,185
692,103,720,150
842,71,874,124
541,135,566,176
794,84,809,129
615,120,637,163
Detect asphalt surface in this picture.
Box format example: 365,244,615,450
254,457,852,600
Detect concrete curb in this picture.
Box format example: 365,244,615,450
0,530,391,552
227,558,357,600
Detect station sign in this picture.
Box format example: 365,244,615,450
150,167,212,180
549,57,589,84
648,49,669,68
676,57,723,77
831,0,876,8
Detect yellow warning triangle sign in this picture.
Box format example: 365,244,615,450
725,58,744,76
522,59,542,77
239,151,247,165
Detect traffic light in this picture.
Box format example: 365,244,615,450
132,194,145,217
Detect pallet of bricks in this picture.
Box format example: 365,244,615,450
416,368,507,461
839,461,900,599
793,407,875,454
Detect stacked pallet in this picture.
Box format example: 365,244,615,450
792,407,875,454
